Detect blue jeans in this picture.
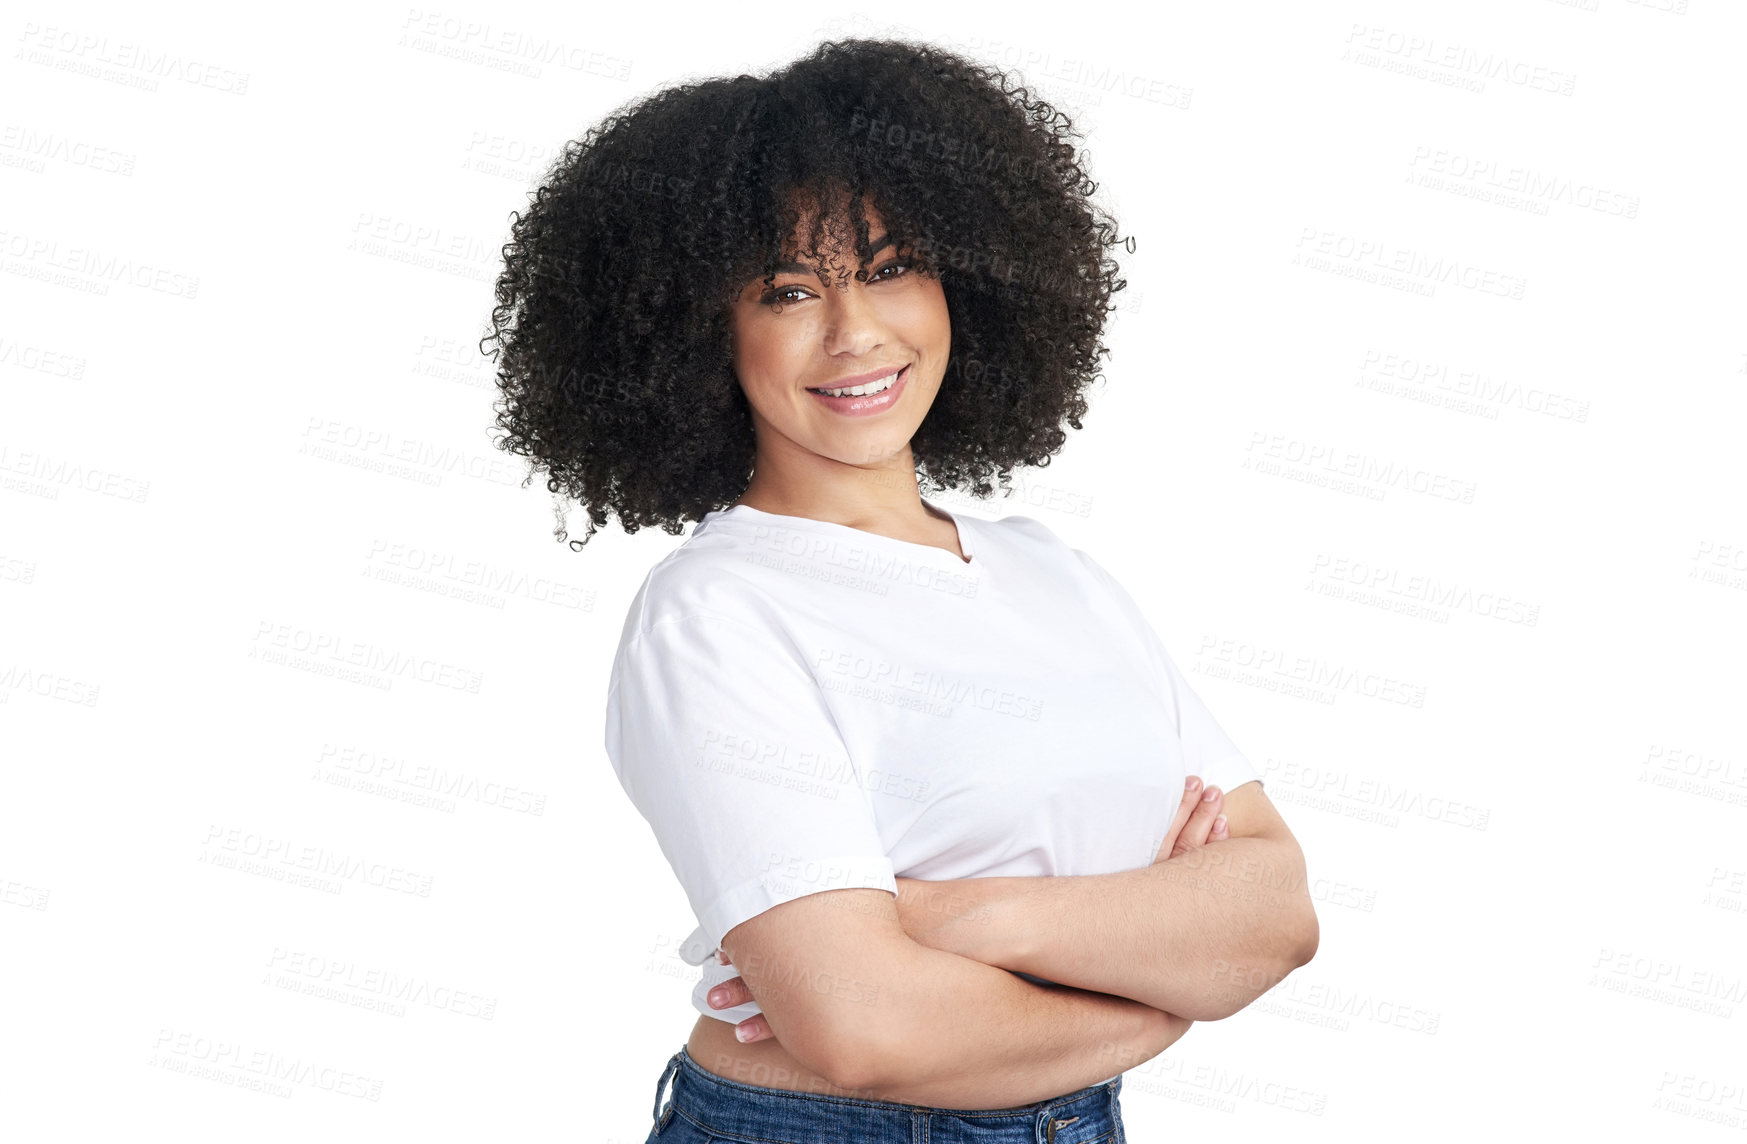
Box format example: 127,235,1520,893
645,1046,1128,1144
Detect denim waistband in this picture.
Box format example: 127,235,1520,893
650,1046,1124,1144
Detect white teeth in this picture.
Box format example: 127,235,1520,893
814,370,899,398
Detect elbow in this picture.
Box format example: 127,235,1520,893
1253,900,1320,1010
1274,840,1319,970
793,1015,901,1096
1195,877,1319,1023
1294,902,1320,968
1266,889,1319,983
1206,896,1318,1023
818,1029,902,1096
815,1004,937,1097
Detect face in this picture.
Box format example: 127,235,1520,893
728,196,951,477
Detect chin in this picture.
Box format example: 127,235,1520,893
823,433,911,467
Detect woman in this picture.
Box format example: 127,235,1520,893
484,37,1318,1143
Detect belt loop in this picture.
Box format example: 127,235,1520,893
651,1050,682,1134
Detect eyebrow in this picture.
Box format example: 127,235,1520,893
772,232,896,276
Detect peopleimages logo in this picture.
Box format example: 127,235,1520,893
201,825,435,897
1293,227,1528,300
814,648,1043,721
1243,433,1477,504
148,1029,383,1101
1196,636,1428,709
748,526,980,598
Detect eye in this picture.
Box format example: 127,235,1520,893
760,284,812,306
757,259,914,307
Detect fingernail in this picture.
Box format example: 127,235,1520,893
1203,786,1220,801
708,987,728,1006
1214,814,1227,832
1186,776,1202,793
735,1024,755,1042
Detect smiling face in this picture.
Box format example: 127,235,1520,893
727,192,951,493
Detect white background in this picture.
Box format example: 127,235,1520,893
3,1,1744,1140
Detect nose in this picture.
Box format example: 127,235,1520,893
819,278,886,358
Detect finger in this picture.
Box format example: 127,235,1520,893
1173,786,1223,856
1177,776,1205,825
1210,813,1229,841
1154,776,1203,861
706,976,748,1009
734,1015,772,1044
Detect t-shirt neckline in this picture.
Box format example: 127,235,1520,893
703,497,979,568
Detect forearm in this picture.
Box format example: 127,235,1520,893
931,838,1318,1021
854,942,1187,1109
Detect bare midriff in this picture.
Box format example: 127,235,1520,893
684,1014,878,1099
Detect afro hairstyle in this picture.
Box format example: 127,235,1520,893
481,36,1132,549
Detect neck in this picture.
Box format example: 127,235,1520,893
732,438,935,531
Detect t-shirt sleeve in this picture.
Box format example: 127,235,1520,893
1074,549,1264,796
1154,641,1264,796
604,610,897,952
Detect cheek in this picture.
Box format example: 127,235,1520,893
921,283,952,341
890,286,951,346
734,317,814,391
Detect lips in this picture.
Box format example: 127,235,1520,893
807,364,910,417
809,372,900,398
806,363,909,396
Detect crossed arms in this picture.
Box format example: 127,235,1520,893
706,777,1320,1108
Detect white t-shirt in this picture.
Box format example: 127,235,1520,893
604,498,1263,1074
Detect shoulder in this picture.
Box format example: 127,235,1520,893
958,508,1106,583
612,525,794,649
957,506,1070,557
604,535,827,707
969,509,1161,638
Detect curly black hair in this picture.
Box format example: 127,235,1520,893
481,36,1132,550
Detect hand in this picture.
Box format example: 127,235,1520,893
703,947,775,1045
1152,775,1228,864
